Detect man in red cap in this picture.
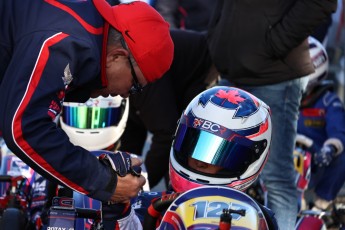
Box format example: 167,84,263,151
0,0,173,204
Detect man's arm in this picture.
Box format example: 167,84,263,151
268,0,338,58
0,33,119,202
324,92,345,155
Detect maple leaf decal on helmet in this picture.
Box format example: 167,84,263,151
216,89,246,105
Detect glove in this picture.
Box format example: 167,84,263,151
98,151,141,177
313,145,337,167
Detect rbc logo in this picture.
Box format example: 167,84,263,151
193,119,222,133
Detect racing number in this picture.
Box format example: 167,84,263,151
191,201,244,220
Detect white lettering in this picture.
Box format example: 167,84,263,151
47,227,67,230
202,121,220,132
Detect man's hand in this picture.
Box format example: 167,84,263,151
109,157,146,203
313,145,337,167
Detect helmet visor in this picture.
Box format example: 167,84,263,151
173,116,267,178
61,100,126,129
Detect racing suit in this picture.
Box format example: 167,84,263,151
0,0,116,202
298,83,345,201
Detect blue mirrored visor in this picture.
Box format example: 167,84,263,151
173,116,267,177
61,101,126,129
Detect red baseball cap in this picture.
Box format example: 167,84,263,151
93,0,174,83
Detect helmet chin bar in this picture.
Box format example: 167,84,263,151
169,152,259,193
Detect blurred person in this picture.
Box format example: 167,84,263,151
102,86,278,229
207,0,337,229
296,37,345,211
155,0,216,31
0,0,174,205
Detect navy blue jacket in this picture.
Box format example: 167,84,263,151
0,0,115,202
298,90,345,152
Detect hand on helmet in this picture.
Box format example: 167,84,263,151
313,145,337,167
98,151,142,177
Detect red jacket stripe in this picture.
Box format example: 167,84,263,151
12,32,89,194
45,0,103,35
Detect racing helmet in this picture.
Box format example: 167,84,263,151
60,96,129,151
169,86,272,192
305,36,329,94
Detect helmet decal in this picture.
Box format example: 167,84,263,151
181,115,254,144
311,49,327,70
198,87,259,118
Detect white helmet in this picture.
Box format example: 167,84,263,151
306,36,329,94
60,96,129,151
169,86,272,192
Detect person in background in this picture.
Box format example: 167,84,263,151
207,0,338,229
155,0,216,32
0,0,174,205
296,36,345,211
102,86,278,229
119,29,219,189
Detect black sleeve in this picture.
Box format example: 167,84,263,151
268,0,337,58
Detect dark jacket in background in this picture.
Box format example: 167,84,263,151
207,0,338,85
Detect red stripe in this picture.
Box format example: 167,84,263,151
45,0,103,35
45,0,108,87
301,108,325,117
247,117,269,139
122,202,130,215
178,6,187,29
148,205,161,218
13,32,88,194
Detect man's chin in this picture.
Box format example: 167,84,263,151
90,89,109,98
119,93,129,98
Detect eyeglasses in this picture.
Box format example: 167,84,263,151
120,38,144,95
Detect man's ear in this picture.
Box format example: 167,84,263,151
106,47,129,67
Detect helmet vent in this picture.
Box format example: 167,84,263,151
196,178,210,184
179,170,190,178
